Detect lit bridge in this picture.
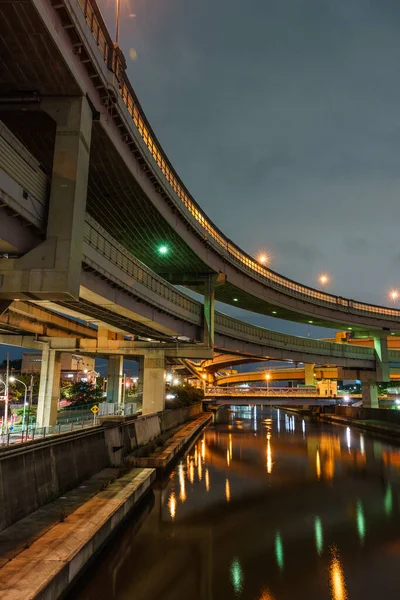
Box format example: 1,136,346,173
0,0,398,422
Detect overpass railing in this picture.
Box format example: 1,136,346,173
206,386,319,397
83,217,376,364
67,0,400,322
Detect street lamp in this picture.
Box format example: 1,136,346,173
0,377,9,434
9,377,28,427
258,253,269,265
115,0,121,45
389,289,399,304
318,274,330,289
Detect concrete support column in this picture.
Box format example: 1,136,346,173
37,348,61,427
373,331,390,382
107,355,123,405
304,363,316,386
137,356,144,399
203,275,216,348
0,96,92,300
142,350,166,415
362,381,379,409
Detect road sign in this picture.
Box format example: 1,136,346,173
91,405,99,414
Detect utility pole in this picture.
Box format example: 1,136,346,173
3,353,9,434
26,374,34,432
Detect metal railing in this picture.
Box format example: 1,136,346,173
205,386,320,397
83,216,377,363
66,0,400,322
0,418,98,447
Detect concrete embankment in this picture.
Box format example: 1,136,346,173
320,412,400,441
128,413,212,469
0,467,155,600
0,404,202,532
0,405,211,599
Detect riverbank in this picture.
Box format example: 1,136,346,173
319,412,400,441
0,467,155,600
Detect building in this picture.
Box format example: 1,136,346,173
21,353,96,383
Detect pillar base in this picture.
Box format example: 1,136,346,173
362,381,379,409
142,351,166,415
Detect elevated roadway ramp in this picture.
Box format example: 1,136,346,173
1,0,400,332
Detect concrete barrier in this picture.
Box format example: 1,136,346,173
0,428,108,532
334,405,400,424
0,404,203,532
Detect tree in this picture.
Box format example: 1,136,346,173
167,383,204,409
67,381,103,406
8,373,40,404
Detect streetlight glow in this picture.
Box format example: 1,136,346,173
389,289,399,303
158,245,169,255
258,253,269,265
318,273,330,288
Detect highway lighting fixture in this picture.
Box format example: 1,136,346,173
272,311,277,315
389,289,399,303
233,298,239,302
308,320,314,324
258,253,269,265
318,273,330,288
158,245,169,255
343,395,350,402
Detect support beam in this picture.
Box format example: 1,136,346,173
142,350,166,415
362,381,379,409
107,355,123,405
373,331,390,382
0,96,92,300
37,348,61,427
304,363,315,386
203,274,217,349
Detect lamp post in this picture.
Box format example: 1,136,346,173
0,377,9,434
9,377,28,427
115,0,121,45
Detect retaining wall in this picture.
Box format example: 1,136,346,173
0,404,203,532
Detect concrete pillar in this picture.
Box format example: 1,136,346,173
362,381,379,409
373,331,390,382
107,355,123,405
137,356,144,398
203,275,216,348
304,363,315,386
0,96,92,299
37,348,61,427
142,350,166,415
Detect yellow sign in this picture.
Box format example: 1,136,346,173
91,405,99,414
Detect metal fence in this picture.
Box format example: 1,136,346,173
0,418,98,447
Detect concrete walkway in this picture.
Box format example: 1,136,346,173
128,413,212,469
0,467,155,600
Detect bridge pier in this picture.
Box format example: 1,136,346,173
304,363,315,386
0,95,92,301
37,348,61,427
106,355,123,406
373,331,390,382
361,380,379,409
142,350,166,415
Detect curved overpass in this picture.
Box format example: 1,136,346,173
215,367,400,386
2,0,400,331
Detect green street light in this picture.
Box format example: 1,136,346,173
158,245,168,255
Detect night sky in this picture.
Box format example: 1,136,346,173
4,0,400,361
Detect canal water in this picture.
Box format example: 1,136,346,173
69,407,400,600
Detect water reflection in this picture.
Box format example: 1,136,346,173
314,516,323,555
69,407,400,600
329,546,348,600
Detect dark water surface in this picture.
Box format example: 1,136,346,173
69,407,400,600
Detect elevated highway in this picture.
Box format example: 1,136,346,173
1,0,400,331
214,366,400,387
0,0,397,420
